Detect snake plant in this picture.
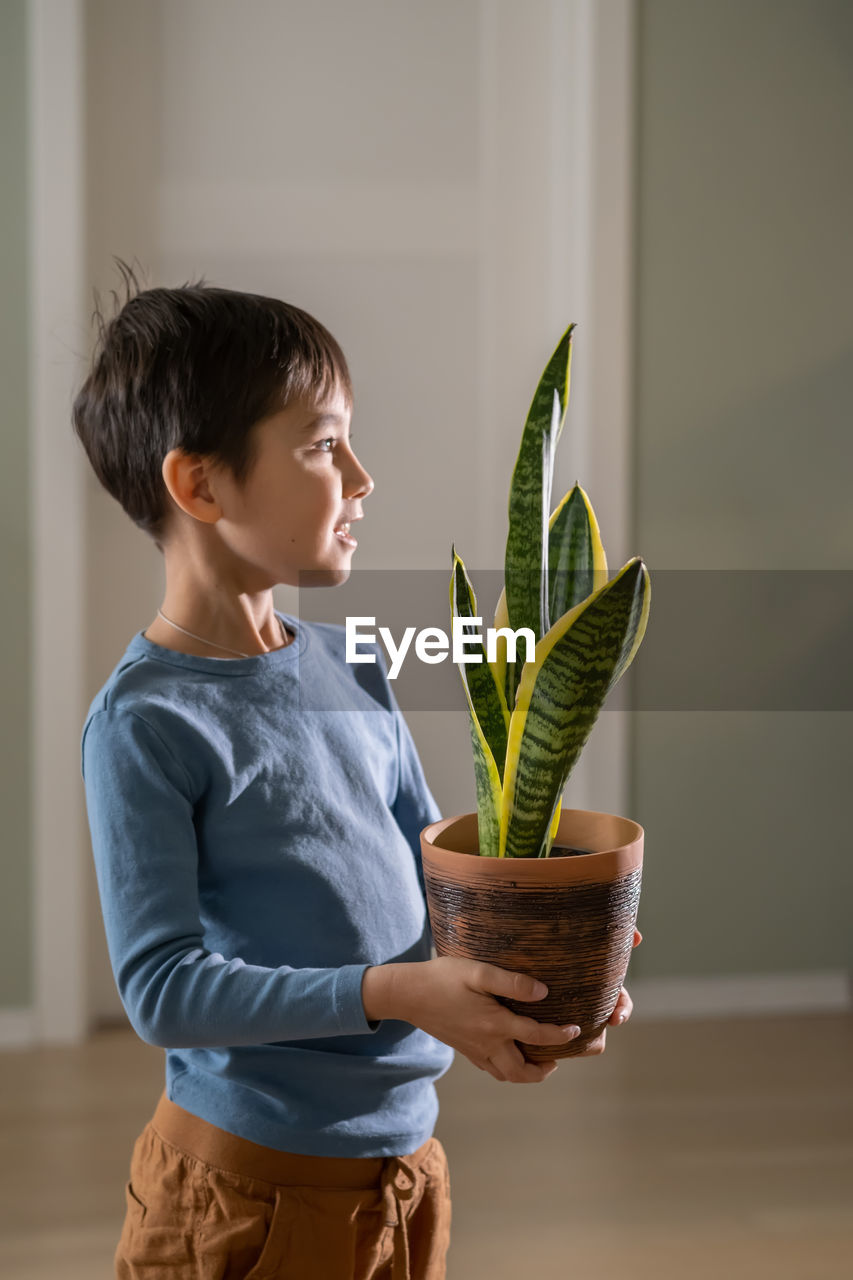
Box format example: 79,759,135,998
450,324,651,857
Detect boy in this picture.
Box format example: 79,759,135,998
76,264,636,1280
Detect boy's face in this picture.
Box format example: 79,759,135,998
209,382,374,588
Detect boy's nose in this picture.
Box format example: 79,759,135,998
346,458,374,499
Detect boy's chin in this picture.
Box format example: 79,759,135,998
296,566,352,588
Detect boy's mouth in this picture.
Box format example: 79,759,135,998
334,521,358,548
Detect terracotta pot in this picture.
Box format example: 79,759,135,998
420,809,643,1061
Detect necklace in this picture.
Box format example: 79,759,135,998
155,609,290,658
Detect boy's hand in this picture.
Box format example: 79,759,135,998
361,929,643,1078
362,957,580,1083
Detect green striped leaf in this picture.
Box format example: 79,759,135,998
450,547,506,856
504,324,576,709
546,791,563,851
464,712,503,858
499,557,652,858
491,586,510,709
450,548,510,778
548,483,609,622
492,480,606,713
490,586,518,712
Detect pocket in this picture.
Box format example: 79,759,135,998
197,1191,276,1280
238,1188,295,1280
415,1141,453,1273
117,1179,196,1278
117,1129,199,1278
244,1186,363,1280
125,1180,148,1223
422,1137,452,1202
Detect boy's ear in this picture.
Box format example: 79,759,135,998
161,448,223,526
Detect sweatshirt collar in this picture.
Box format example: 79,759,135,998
126,611,308,675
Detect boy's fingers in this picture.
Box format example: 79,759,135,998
609,986,633,1025
577,1028,607,1056
513,1060,558,1083
474,963,548,1003
511,1016,580,1046
493,1044,559,1083
466,1052,507,1081
633,929,643,947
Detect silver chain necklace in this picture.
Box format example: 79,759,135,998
156,609,290,658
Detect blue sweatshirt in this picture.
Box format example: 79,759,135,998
79,612,454,1157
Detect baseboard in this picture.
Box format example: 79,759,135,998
629,970,851,1019
0,1008,37,1049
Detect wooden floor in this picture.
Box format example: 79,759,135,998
1,1013,851,1279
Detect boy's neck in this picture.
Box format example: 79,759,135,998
142,606,293,659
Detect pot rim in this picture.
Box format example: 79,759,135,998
420,809,643,883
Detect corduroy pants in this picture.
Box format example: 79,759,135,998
115,1091,452,1279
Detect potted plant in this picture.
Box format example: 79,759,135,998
420,324,651,1060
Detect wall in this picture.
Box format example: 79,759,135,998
81,0,485,1022
631,0,853,984
20,0,847,1035
0,0,33,1015
80,0,629,1023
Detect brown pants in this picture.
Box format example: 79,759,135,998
115,1091,452,1279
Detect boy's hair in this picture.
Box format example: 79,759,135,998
72,258,353,551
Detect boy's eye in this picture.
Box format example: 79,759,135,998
315,435,354,453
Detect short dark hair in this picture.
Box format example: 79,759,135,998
72,258,353,551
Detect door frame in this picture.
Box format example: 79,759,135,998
28,0,88,1045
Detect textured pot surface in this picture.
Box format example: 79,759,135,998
421,810,643,1061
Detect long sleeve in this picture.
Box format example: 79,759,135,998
361,644,443,902
77,619,453,1158
81,708,376,1049
391,702,442,904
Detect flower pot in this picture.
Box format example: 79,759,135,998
420,808,643,1061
